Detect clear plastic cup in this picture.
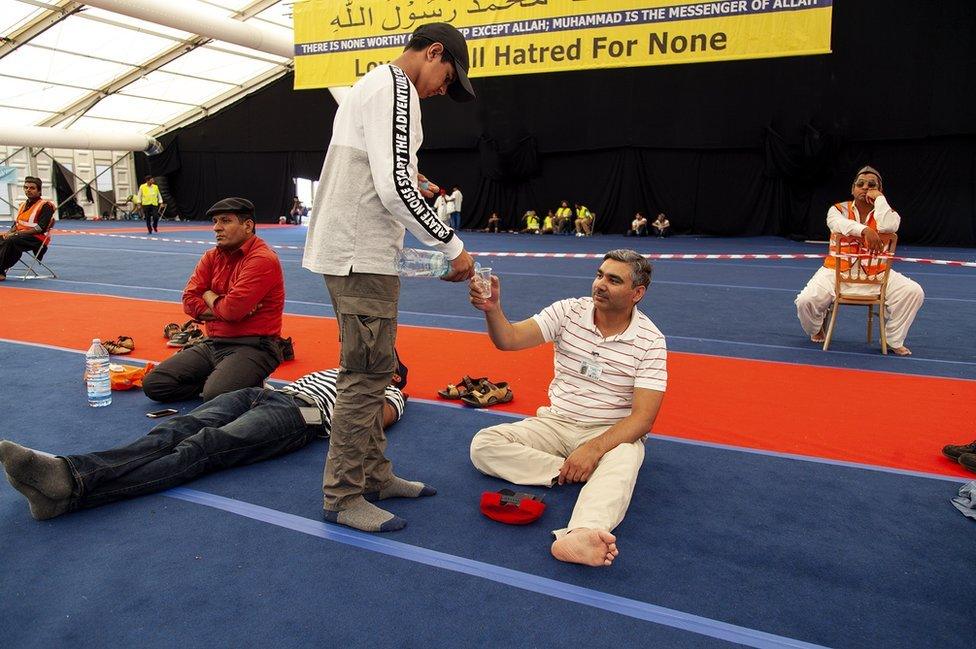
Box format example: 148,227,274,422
475,266,492,298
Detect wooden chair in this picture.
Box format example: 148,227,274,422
8,221,57,280
822,232,896,354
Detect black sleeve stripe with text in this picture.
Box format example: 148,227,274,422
388,66,454,244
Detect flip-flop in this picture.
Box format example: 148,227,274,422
438,375,488,399
460,380,513,408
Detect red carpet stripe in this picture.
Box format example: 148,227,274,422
1,286,972,478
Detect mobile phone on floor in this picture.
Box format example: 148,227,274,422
146,408,179,418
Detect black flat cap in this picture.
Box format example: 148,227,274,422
412,22,475,103
206,197,254,217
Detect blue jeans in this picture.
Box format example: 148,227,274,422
62,389,316,511
450,212,461,230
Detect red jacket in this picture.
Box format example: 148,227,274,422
182,235,284,338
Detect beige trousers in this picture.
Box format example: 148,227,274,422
795,266,924,349
322,273,399,510
469,407,645,538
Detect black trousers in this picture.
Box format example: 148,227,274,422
144,205,160,233
0,235,42,274
142,337,282,403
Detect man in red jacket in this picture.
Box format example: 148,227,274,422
143,197,286,402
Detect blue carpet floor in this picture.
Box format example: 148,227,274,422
1,342,973,648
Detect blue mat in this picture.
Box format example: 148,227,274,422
1,342,973,648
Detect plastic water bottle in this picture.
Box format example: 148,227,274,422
395,248,451,277
85,338,112,408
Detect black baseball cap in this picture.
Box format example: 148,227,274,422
412,22,475,103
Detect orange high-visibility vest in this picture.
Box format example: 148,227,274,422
15,198,55,242
823,201,887,274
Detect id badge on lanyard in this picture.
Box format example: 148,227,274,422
580,356,604,380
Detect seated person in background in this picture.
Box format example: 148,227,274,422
289,197,305,224
574,204,593,237
119,194,139,220
468,249,667,567
520,210,541,234
0,363,407,520
143,198,287,402
626,212,648,237
555,200,573,234
0,176,55,281
485,212,501,233
651,213,670,237
542,210,555,234
795,166,923,356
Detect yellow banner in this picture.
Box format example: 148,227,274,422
294,0,832,90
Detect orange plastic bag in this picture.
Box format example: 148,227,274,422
109,362,156,391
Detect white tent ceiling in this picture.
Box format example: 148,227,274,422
0,0,295,137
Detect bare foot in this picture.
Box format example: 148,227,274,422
551,528,619,567
810,326,826,343
891,346,912,356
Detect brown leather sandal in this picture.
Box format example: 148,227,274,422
460,380,513,408
438,375,488,400
103,337,134,355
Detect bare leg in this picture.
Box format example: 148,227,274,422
551,528,619,567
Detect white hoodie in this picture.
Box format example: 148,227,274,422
303,64,464,276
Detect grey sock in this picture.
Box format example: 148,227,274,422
364,476,436,502
322,496,406,532
0,440,74,500
5,475,71,520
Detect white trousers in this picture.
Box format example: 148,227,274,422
795,266,924,348
469,407,645,538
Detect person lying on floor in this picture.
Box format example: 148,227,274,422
0,362,426,521
467,249,667,567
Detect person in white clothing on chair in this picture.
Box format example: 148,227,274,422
794,166,924,356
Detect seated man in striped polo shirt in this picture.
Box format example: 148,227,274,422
0,362,414,520
469,249,667,567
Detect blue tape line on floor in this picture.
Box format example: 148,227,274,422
166,487,827,649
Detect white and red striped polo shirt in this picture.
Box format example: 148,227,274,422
532,297,667,424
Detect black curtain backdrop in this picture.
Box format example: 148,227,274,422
140,0,976,245
51,161,84,219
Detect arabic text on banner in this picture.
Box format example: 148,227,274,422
294,0,833,90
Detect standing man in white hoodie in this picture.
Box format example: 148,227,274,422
448,185,463,230
303,23,476,532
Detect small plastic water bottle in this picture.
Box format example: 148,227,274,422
85,338,112,408
395,248,451,277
